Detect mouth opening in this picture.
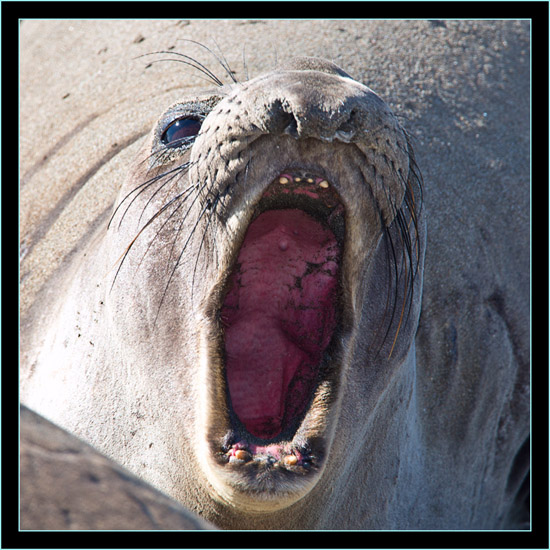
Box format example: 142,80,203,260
220,172,345,442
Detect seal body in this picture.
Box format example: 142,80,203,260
20,20,530,530
20,406,215,530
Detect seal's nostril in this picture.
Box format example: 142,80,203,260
266,100,300,136
333,108,358,142
283,114,299,138
334,128,356,142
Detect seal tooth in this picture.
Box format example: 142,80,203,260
279,176,289,185
319,180,330,189
306,177,314,183
283,454,298,466
234,449,251,461
229,449,251,464
294,177,302,182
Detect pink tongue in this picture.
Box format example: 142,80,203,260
221,209,340,439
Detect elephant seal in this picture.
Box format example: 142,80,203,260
20,405,215,530
20,20,530,530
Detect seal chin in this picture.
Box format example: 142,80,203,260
198,170,349,512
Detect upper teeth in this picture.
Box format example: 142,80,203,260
278,174,330,189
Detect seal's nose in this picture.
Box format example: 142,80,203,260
276,98,358,143
257,70,389,143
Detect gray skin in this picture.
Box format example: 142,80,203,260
20,21,529,530
20,405,215,530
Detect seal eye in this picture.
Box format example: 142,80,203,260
161,116,202,148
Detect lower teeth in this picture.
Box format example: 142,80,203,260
225,445,305,468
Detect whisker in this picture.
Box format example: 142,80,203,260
189,155,244,300
109,183,198,291
176,38,238,84
380,221,401,357
153,186,213,324
133,182,201,275
136,51,225,87
109,164,185,230
163,177,212,274
190,191,222,303
369,132,423,359
137,162,192,227
242,44,249,81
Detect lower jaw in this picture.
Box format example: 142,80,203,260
197,330,341,511
201,422,335,512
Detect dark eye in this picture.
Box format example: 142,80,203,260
161,117,202,148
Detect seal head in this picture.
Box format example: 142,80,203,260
108,57,423,512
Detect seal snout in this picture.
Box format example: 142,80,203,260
259,74,375,143
215,57,389,147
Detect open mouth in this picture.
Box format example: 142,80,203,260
223,173,344,440
205,170,346,484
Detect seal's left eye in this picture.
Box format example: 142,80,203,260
161,117,202,148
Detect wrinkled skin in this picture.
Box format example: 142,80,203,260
20,21,529,530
